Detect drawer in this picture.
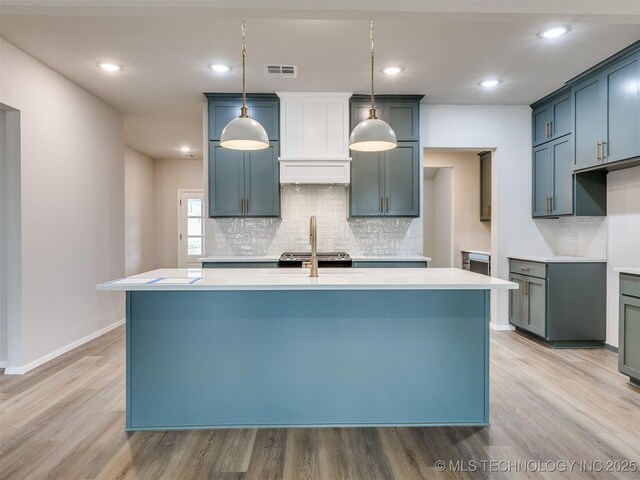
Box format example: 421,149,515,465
620,273,640,299
509,259,547,279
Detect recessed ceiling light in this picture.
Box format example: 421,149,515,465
479,79,501,88
97,62,123,72
539,26,570,39
210,64,231,73
180,146,191,153
382,66,403,75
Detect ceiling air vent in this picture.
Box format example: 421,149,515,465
265,64,297,78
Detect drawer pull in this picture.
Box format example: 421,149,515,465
520,266,530,271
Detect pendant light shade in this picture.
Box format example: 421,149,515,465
349,117,397,152
220,116,269,150
349,21,397,153
220,19,269,151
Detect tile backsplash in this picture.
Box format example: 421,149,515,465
205,185,422,256
554,217,607,258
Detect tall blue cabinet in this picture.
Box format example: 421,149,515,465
204,93,280,218
349,94,423,217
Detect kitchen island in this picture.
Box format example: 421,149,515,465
98,268,516,431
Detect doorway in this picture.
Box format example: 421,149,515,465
178,190,205,268
423,167,454,267
0,105,22,371
423,150,493,269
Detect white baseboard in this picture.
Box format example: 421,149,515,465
3,318,125,375
490,322,515,331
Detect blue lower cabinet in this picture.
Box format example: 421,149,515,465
126,288,489,429
619,273,640,385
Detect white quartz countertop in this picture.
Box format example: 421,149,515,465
614,267,640,275
508,254,606,263
97,267,516,291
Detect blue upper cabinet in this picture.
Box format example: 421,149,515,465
350,95,423,142
573,75,607,170
205,93,280,218
531,90,571,147
349,94,423,217
605,53,640,164
569,45,640,171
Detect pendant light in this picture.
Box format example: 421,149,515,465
220,19,269,151
349,21,397,152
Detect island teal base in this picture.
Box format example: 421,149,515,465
126,289,490,430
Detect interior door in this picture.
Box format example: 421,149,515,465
527,277,547,338
179,191,205,268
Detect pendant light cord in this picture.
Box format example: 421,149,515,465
240,19,248,118
369,21,377,119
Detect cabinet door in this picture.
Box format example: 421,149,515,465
247,101,280,141
573,76,606,170
209,101,241,141
551,136,574,216
605,53,640,163
384,143,419,216
620,295,640,381
208,142,245,217
384,102,419,141
532,143,552,217
551,93,572,139
527,277,547,338
479,152,491,221
350,150,384,216
509,274,527,328
244,141,280,217
532,104,551,146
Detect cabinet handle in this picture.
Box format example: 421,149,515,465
380,197,384,213
545,197,549,214
549,197,553,213
596,141,602,161
386,197,389,213
240,197,244,213
520,266,530,272
545,122,549,138
601,141,607,160
549,121,553,137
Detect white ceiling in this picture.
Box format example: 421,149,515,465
1,1,639,161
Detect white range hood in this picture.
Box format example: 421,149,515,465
277,92,352,184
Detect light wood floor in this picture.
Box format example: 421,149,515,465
1,327,639,480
